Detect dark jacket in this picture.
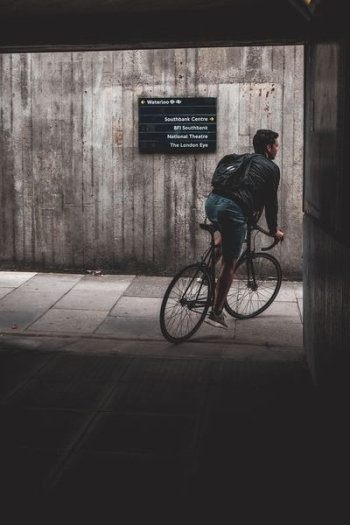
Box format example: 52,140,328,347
212,153,280,234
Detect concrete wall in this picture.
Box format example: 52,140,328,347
304,40,350,396
304,216,350,393
0,46,304,276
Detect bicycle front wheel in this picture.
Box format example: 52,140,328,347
160,264,212,343
224,252,282,319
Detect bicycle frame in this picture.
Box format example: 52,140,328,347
186,221,278,310
241,220,279,255
160,219,282,343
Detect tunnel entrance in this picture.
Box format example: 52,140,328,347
0,44,304,350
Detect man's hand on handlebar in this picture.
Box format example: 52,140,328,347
274,228,284,241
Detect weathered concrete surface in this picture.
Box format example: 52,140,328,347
304,216,350,392
303,41,350,399
0,46,303,278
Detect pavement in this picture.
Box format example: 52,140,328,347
0,271,303,347
0,271,346,523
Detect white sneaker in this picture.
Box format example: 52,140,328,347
205,309,228,329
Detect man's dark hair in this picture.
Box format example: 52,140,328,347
253,129,279,154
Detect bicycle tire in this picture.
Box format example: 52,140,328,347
224,252,282,319
160,264,212,343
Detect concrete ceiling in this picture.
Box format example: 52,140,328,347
0,0,341,51
0,0,261,16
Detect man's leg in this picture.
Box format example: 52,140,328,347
213,232,222,266
213,256,237,314
205,255,237,329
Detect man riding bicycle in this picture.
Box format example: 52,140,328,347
204,129,285,329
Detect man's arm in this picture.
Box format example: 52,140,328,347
264,165,280,235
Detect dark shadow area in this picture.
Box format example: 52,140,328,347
1,339,346,522
0,5,312,52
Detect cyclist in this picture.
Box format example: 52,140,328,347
204,129,285,329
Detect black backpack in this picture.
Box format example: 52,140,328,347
211,153,252,193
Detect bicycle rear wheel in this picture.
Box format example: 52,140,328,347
224,252,282,319
160,264,212,343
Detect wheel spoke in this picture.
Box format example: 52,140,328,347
160,265,211,342
225,254,281,319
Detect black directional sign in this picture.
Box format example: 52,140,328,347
139,97,217,153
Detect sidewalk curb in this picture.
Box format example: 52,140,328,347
0,328,305,350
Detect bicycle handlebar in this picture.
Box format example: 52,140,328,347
253,224,282,251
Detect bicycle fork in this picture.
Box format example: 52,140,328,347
245,254,258,291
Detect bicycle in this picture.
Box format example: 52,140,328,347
160,219,282,343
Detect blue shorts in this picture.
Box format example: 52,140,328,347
205,192,246,259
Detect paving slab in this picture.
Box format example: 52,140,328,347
121,355,214,384
0,288,14,300
95,315,164,338
123,275,172,297
27,309,108,334
53,289,124,311
293,281,303,298
78,411,196,455
6,448,64,505
256,300,302,320
235,316,303,347
33,351,132,383
102,380,206,415
0,310,44,331
3,347,57,379
17,273,82,294
72,274,135,291
0,271,36,287
34,273,83,281
3,407,93,449
273,281,299,301
210,355,309,387
5,377,116,410
48,452,187,518
0,290,63,311
110,296,163,316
